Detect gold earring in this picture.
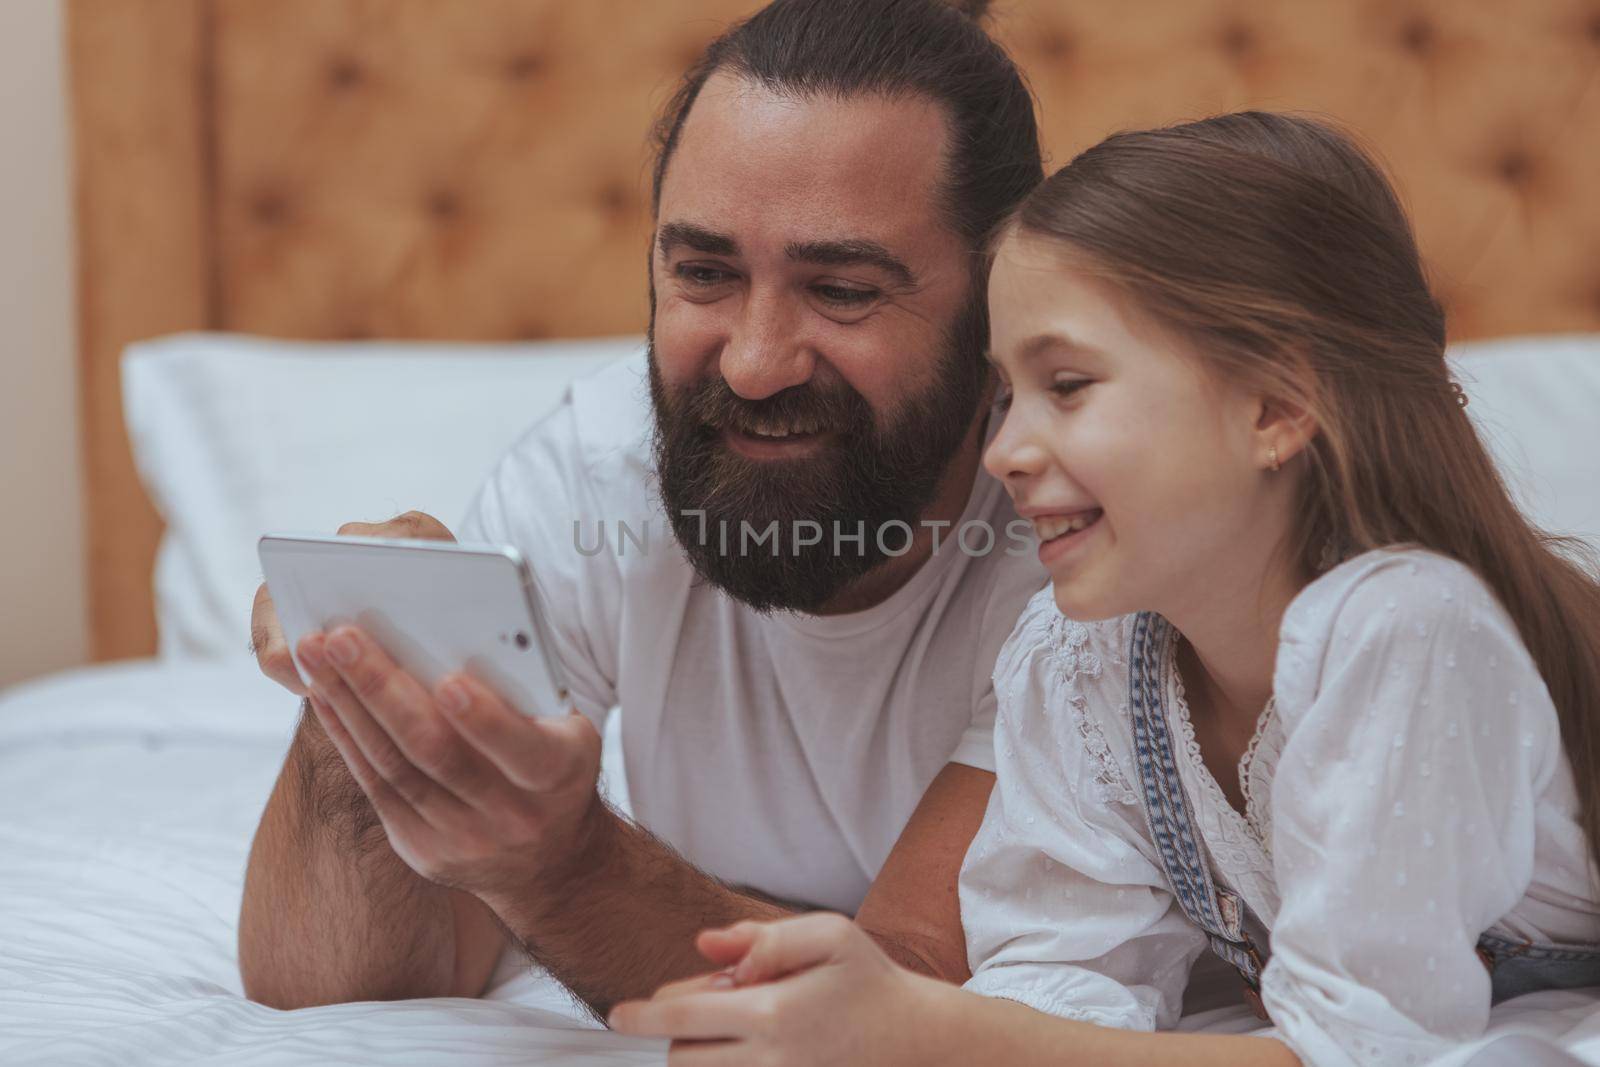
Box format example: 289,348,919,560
1268,445,1281,472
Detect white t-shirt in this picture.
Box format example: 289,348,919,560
461,352,1047,913
961,547,1600,1065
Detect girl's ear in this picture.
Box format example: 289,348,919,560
1252,394,1318,470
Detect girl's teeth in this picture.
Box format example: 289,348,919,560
1035,511,1100,541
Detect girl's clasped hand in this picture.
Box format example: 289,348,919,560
611,915,957,1067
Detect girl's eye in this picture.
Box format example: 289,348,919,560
994,384,1013,412
813,284,880,309
676,264,735,288
1051,378,1090,400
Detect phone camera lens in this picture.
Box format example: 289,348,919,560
514,631,530,650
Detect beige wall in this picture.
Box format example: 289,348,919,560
0,0,85,690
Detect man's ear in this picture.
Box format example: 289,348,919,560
1253,394,1318,469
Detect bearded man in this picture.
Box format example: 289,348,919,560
239,0,1045,1016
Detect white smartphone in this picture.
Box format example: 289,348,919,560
258,533,571,718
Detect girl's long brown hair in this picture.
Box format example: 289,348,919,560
1013,111,1600,868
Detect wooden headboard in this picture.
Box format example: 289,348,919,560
70,0,1600,661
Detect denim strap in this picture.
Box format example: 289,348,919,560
1128,612,1267,988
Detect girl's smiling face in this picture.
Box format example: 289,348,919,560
983,230,1285,623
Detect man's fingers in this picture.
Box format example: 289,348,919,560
307,693,395,813
323,626,437,717
255,513,451,696
438,674,601,794
729,913,857,986
323,629,537,819
336,510,455,543
322,626,476,791
251,582,306,696
299,631,473,826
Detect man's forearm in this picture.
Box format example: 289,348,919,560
483,803,791,1017
869,930,966,982
238,708,492,1007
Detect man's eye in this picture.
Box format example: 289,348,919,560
676,264,734,287
813,284,879,308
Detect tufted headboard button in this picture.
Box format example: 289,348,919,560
327,58,363,91
250,191,290,227
597,182,631,217
1034,27,1073,61
426,189,461,221
1397,17,1434,56
1218,21,1257,60
505,51,545,81
1495,149,1534,187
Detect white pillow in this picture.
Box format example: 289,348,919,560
122,332,643,661
122,330,1597,661
1450,334,1600,553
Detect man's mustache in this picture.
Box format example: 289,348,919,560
673,377,874,438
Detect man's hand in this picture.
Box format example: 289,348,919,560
240,512,517,1009
251,510,454,696
297,624,605,903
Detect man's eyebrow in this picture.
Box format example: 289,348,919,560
785,239,917,288
657,222,739,258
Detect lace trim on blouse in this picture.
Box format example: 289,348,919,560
1073,695,1140,807
1165,630,1279,914
1042,613,1139,808
1240,699,1283,850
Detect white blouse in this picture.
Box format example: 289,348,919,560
960,547,1600,1067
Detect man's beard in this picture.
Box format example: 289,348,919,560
648,295,989,614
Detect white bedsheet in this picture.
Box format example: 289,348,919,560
0,658,664,1066
3,660,1599,1066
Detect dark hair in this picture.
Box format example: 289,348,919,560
1009,110,1600,868
650,0,1041,256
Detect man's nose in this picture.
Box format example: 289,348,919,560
719,288,816,400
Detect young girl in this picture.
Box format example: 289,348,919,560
609,112,1600,1066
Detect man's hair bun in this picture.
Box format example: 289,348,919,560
948,0,992,21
